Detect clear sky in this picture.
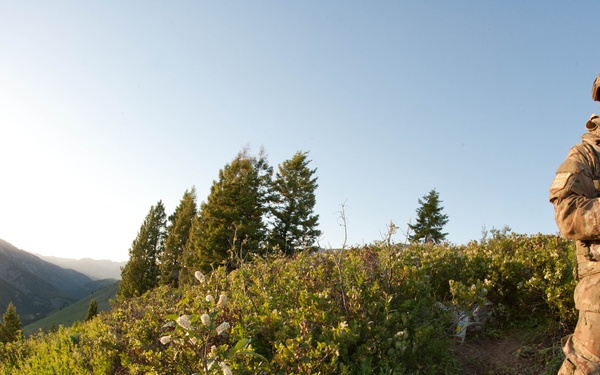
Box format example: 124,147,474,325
1,2,599,262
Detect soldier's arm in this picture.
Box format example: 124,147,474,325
550,151,600,240
553,195,600,240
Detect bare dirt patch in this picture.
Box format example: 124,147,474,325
451,330,551,375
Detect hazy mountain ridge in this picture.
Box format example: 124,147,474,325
0,239,116,324
36,254,125,280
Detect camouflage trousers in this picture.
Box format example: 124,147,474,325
559,269,600,374
559,333,600,374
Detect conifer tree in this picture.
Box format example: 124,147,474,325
0,302,22,343
269,151,321,254
408,189,449,244
161,187,197,288
85,298,98,321
119,200,167,298
185,148,272,274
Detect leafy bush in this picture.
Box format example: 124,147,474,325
0,233,577,374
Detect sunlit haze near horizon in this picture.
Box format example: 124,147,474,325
1,2,600,262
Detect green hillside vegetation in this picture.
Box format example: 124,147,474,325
0,232,576,374
23,281,119,336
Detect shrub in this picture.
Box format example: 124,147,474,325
0,233,576,374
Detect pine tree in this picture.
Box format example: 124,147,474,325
185,148,272,274
408,189,449,244
269,151,321,254
161,187,197,288
119,200,167,298
85,299,98,321
0,302,22,343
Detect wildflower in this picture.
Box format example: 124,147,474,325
339,321,348,329
195,271,206,283
201,313,211,326
216,321,230,335
395,330,407,338
206,294,215,303
220,362,232,375
176,315,192,330
160,335,171,345
217,293,227,308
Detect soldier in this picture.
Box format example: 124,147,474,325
550,73,600,374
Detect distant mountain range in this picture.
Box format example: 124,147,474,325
35,254,126,280
0,239,119,324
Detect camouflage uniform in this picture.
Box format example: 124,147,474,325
550,119,600,374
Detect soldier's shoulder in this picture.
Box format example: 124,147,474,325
550,145,590,199
561,142,595,164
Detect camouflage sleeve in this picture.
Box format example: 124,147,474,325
550,146,600,240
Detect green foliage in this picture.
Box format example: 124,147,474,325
0,319,120,374
159,270,264,374
161,187,198,287
0,233,577,374
408,189,449,244
0,303,22,343
186,148,273,274
85,299,98,322
119,200,167,299
269,151,322,254
411,232,576,326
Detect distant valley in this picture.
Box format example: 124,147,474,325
0,239,121,325
23,281,119,335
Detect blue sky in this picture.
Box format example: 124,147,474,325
1,2,599,261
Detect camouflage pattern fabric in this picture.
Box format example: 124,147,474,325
551,132,600,374
593,74,600,102
558,334,600,374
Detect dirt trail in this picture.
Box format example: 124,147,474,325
451,330,550,375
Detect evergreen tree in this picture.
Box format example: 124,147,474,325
119,200,167,298
85,298,98,321
408,189,449,244
269,151,321,254
185,148,272,274
0,302,22,343
161,187,197,288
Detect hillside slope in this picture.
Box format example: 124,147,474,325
0,234,571,374
0,239,113,324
